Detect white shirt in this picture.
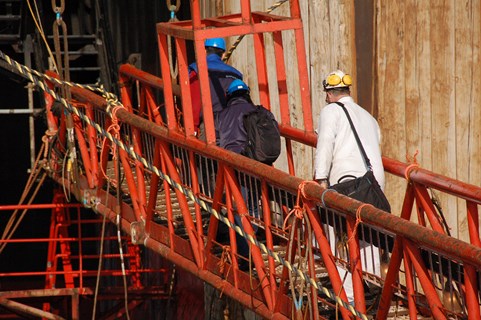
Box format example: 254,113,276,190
314,96,385,190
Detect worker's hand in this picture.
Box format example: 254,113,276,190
315,178,328,189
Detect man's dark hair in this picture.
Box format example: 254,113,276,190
206,46,225,57
326,87,350,95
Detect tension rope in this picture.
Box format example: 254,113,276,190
0,51,369,320
166,0,181,79
223,0,290,63
283,180,318,319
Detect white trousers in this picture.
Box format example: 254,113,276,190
327,225,381,303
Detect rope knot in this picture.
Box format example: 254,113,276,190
404,150,420,181
347,203,371,244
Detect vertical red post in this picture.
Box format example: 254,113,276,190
402,248,419,319
272,32,290,125
240,0,252,24
467,201,481,247
157,32,177,130
464,264,481,319
194,35,216,144
346,217,366,313
252,31,271,108
404,242,447,320
176,38,195,136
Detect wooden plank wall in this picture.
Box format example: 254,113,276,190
376,0,481,240
199,1,481,240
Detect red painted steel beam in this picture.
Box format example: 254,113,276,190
0,204,82,210
91,200,288,320
0,288,91,299
464,265,481,319
118,64,181,97
142,237,288,320
404,242,447,319
383,158,481,203
156,15,303,39
278,123,317,145
0,298,66,320
157,33,178,131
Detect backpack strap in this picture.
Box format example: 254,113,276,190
208,70,241,111
334,101,372,171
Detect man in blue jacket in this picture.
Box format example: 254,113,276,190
188,38,243,139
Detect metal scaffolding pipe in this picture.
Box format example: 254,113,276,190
383,158,481,203
0,298,66,320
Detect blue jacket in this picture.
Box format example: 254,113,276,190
217,95,256,154
189,54,243,114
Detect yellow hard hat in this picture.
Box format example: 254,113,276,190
322,70,352,90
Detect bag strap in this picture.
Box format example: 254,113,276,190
334,101,372,171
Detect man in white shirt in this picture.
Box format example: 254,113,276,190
314,70,385,305
314,70,385,190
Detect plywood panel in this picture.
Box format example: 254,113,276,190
375,1,407,214
304,0,356,179
454,0,481,241
375,0,481,239
428,1,458,234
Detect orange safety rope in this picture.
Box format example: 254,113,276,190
100,105,124,186
282,180,318,318
347,203,371,245
282,180,316,230
404,150,419,181
217,245,232,298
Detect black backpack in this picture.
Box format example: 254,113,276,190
242,105,281,164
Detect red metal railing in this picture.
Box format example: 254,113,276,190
39,63,480,319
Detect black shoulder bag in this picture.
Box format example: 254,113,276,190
330,102,391,213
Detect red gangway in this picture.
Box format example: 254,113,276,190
0,0,480,319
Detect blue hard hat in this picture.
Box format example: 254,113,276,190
227,79,249,96
204,38,226,51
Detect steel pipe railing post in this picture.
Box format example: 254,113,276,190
404,241,447,319
305,208,352,320
224,166,274,310
464,264,481,319
402,245,419,319
346,216,366,313
467,201,481,247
